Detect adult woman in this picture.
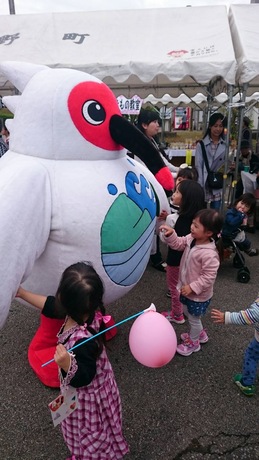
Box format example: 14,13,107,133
134,109,177,271
195,113,227,210
135,109,179,179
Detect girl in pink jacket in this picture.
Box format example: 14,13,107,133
160,209,223,356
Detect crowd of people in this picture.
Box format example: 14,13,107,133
3,109,259,459
134,109,259,392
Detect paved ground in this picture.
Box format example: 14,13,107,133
1,233,259,460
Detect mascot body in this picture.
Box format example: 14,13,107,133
0,62,173,385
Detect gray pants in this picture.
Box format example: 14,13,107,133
183,305,203,341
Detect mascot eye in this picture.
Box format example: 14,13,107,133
82,100,106,125
68,81,122,150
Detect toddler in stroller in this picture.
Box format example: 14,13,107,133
221,193,258,283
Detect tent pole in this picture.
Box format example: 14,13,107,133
221,84,234,213
160,104,166,145
231,83,248,204
8,0,15,14
256,103,259,155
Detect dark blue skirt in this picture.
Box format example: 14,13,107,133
180,295,211,317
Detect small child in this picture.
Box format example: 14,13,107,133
221,193,258,256
159,166,200,300
168,166,198,217
16,262,129,460
159,168,197,232
158,180,205,323
160,209,223,356
211,298,259,397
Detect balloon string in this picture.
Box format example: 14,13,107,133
41,307,154,368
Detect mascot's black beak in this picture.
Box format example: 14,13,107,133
109,114,174,191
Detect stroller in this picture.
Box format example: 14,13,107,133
222,236,250,283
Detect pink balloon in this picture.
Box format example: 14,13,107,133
129,311,177,367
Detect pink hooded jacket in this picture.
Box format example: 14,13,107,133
160,231,220,302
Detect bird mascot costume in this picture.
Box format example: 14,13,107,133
0,61,173,386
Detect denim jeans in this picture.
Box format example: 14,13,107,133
210,199,221,210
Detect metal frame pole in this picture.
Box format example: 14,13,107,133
231,83,248,204
9,0,15,14
221,84,234,213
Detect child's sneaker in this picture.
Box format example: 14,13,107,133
152,261,167,271
161,311,185,324
245,248,258,257
176,338,201,356
234,373,256,396
172,314,185,324
180,329,209,344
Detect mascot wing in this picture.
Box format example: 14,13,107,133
0,154,51,328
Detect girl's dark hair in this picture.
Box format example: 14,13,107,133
55,262,106,352
136,109,160,133
194,209,224,239
204,112,227,139
177,166,198,182
233,193,256,214
194,209,224,260
177,180,205,218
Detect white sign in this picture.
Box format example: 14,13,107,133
117,95,143,115
48,387,78,427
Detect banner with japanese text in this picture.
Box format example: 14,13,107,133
117,95,143,115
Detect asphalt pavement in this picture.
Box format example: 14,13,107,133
1,233,259,460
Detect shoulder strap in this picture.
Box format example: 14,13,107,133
199,140,210,173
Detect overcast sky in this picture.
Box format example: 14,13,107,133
0,0,251,15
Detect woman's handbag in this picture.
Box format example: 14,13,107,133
199,141,223,189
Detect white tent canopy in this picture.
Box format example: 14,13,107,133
143,92,230,107
143,91,259,107
0,6,236,98
229,4,259,94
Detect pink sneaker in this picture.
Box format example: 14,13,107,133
180,329,209,344
161,311,185,324
177,338,201,356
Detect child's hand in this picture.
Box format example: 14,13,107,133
15,286,26,299
158,210,169,221
54,344,71,372
242,217,247,226
180,285,192,296
236,204,243,213
159,224,174,237
211,308,225,324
